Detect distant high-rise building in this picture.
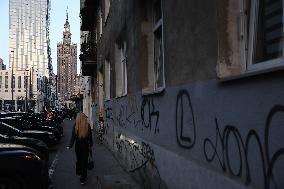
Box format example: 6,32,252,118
9,0,51,77
57,12,77,102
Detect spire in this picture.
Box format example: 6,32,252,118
66,6,69,22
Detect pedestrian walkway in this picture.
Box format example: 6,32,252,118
51,119,142,189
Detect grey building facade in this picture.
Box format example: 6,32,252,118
80,0,284,189
57,15,77,102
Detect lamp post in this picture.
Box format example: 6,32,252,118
11,50,14,111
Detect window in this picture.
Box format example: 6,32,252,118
98,8,103,38
217,0,284,78
11,76,15,89
18,76,21,88
245,0,283,71
5,76,8,89
0,76,2,88
37,78,40,90
104,0,110,22
24,76,28,89
142,0,165,94
153,0,164,90
104,59,111,100
115,41,127,97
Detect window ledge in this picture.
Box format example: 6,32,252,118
142,86,165,96
104,98,110,102
219,64,284,82
115,93,127,99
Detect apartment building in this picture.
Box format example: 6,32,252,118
80,0,284,188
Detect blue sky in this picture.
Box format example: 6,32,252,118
0,1,9,67
0,0,80,74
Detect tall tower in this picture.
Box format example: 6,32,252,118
9,0,51,77
57,10,77,102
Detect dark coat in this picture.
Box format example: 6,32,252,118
69,123,93,179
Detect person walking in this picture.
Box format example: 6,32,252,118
67,112,93,185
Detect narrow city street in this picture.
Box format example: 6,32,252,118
48,119,142,189
1,0,284,188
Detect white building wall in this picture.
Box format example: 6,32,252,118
81,76,92,126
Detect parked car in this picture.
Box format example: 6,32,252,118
0,117,62,140
20,113,64,136
0,143,49,189
0,133,49,161
0,122,57,147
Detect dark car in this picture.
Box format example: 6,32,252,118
0,117,62,140
0,143,49,189
0,122,57,147
17,113,64,137
34,114,64,135
0,133,49,161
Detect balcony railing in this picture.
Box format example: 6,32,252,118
80,35,97,76
80,41,96,63
80,0,98,31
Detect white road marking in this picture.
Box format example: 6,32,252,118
49,152,60,178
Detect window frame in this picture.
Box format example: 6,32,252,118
18,76,21,89
104,59,111,101
5,76,8,89
152,0,165,92
241,0,284,73
115,41,127,98
142,0,165,95
104,0,110,23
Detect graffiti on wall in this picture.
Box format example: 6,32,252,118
115,133,162,189
174,89,284,189
103,88,283,189
175,90,196,149
104,97,160,135
141,98,160,134
203,105,284,189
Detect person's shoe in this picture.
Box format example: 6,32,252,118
80,180,87,185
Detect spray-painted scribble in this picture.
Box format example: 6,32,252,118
114,132,162,189
203,105,284,189
141,97,160,134
102,89,284,189
104,97,160,135
175,90,196,149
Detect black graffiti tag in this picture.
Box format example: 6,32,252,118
203,105,284,189
141,98,160,134
175,90,196,149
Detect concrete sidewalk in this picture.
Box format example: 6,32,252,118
51,119,142,189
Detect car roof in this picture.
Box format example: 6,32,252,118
0,143,39,156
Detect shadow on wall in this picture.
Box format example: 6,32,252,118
102,88,284,189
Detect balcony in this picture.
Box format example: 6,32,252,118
80,0,98,31
80,41,97,76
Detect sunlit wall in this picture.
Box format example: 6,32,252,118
9,0,50,77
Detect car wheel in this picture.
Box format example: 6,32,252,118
0,177,22,189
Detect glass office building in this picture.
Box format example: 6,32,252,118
9,0,51,77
